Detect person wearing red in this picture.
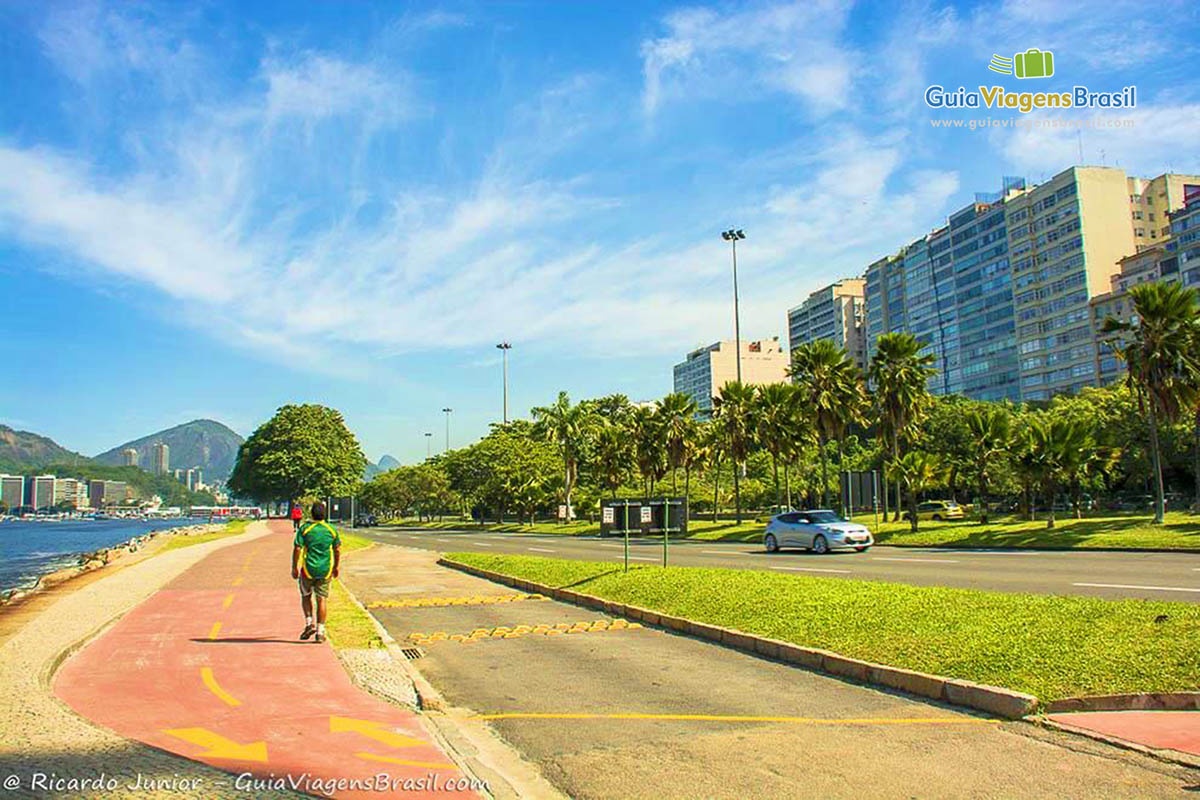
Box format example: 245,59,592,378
290,502,303,532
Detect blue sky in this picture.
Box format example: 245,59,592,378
2,0,1198,464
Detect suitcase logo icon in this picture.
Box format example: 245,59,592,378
988,49,1055,79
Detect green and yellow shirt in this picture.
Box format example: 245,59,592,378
294,520,341,579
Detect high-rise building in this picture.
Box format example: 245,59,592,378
29,475,56,511
786,279,867,371
88,480,130,509
0,475,24,512
1090,184,1200,384
186,468,202,492
673,338,789,416
53,477,89,510
858,167,1200,401
152,442,170,475
122,448,139,467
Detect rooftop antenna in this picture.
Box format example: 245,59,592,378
1100,149,1106,165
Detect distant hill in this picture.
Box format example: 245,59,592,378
94,419,244,480
0,424,89,472
364,454,401,481
378,454,400,470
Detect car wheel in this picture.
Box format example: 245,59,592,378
811,535,829,555
931,514,941,521
765,533,779,553
855,546,870,552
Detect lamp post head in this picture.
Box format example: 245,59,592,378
721,229,745,241
496,341,511,350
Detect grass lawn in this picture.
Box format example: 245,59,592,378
159,519,252,553
339,529,375,552
326,578,384,649
397,512,1200,551
446,552,1200,702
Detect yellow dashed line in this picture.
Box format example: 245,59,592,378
368,593,547,609
406,620,642,646
200,666,241,707
208,621,223,640
471,712,999,725
232,576,243,586
222,593,234,610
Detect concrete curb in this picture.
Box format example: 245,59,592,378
438,557,1039,720
1044,692,1200,713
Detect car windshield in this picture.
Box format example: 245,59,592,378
806,511,843,524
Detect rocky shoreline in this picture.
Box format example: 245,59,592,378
0,522,227,607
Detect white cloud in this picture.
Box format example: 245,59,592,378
640,0,857,116
263,54,413,125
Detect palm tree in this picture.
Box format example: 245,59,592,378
630,404,665,496
1103,282,1200,524
788,340,857,509
1028,416,1094,529
701,419,725,522
593,421,633,499
657,392,698,495
531,391,597,521
754,383,801,509
888,450,948,533
712,380,757,523
869,333,937,521
965,406,1011,524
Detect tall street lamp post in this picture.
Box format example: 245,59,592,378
442,408,453,452
496,342,512,424
424,432,432,460
721,229,746,382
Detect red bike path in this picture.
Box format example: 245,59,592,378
54,521,482,798
1047,710,1200,758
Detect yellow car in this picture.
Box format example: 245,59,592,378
907,501,965,522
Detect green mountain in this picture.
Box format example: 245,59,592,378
364,454,400,480
0,424,89,472
378,454,400,470
94,419,244,480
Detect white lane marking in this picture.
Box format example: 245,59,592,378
1073,582,1200,593
472,542,493,547
435,538,452,543
598,544,623,548
772,566,852,574
700,550,751,556
528,547,557,553
872,557,959,564
628,556,657,561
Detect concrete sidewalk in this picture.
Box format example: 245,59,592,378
54,521,486,799
343,543,1200,799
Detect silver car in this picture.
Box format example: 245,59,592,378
763,510,873,554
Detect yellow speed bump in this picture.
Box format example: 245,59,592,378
405,620,641,646
367,593,546,609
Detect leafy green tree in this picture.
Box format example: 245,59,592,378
1027,416,1096,529
789,340,858,509
754,383,802,509
701,418,725,521
888,451,948,533
228,404,366,504
869,333,937,520
965,406,1011,524
440,421,558,522
593,421,634,499
532,391,598,519
712,380,757,523
1102,282,1200,523
657,392,698,494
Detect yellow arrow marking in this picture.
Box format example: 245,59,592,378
472,712,998,725
207,622,222,640
163,727,267,762
222,593,234,610
356,752,457,770
200,667,241,707
330,716,427,749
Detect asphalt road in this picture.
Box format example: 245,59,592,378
340,545,1197,799
358,527,1200,602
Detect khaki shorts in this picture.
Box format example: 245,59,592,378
298,573,331,598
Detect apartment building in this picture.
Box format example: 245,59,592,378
54,477,90,510
1090,184,1200,384
673,338,789,415
29,474,56,511
121,448,139,467
857,167,1200,401
88,480,129,509
152,442,170,474
0,474,23,511
786,279,867,371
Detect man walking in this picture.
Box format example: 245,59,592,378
292,501,340,643
290,501,304,533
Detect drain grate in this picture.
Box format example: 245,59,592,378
400,646,425,660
